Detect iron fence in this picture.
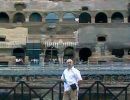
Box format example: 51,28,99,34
0,80,130,100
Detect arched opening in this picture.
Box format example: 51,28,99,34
13,13,25,23
13,48,25,58
128,16,130,23
29,13,42,22
95,12,108,23
79,12,91,23
63,13,75,22
0,12,9,23
45,12,59,23
79,48,92,62
111,12,124,23
64,47,74,60
112,49,124,58
45,46,58,63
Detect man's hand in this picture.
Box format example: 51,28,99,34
78,80,83,86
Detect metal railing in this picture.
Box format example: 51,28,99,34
0,80,130,100
0,80,62,100
79,81,130,100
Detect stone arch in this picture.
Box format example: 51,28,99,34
79,48,92,62
111,12,124,23
45,46,58,62
29,12,42,22
64,47,74,60
0,12,9,23
13,12,25,23
63,12,76,22
79,12,91,23
95,12,108,23
112,49,124,58
13,48,25,58
45,12,59,23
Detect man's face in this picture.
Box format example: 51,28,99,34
67,61,72,68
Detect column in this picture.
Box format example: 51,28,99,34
25,16,29,22
10,15,14,23
124,49,128,56
42,17,45,22
59,18,63,22
58,53,64,65
39,53,45,67
91,18,95,23
74,48,79,64
124,18,128,23
108,18,111,23
123,49,129,63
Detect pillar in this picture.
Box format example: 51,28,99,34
124,18,128,23
108,18,111,23
59,18,63,22
74,48,79,64
10,15,14,23
91,18,95,23
39,53,45,67
58,53,64,65
124,49,128,56
25,16,29,22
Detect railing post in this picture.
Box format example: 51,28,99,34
29,88,31,100
13,88,16,100
40,98,43,100
52,88,54,100
59,81,62,100
96,81,99,100
104,87,107,100
20,81,24,100
125,87,127,100
89,88,91,100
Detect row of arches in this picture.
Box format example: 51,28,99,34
12,47,130,63
0,12,129,23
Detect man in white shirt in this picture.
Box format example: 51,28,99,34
61,59,82,100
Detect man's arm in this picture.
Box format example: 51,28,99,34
76,70,83,86
61,71,67,83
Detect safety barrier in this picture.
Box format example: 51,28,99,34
0,80,130,100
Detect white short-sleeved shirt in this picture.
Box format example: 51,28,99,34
61,66,82,91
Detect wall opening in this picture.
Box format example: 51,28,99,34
45,12,59,23
97,36,106,42
111,12,124,23
79,48,92,62
29,13,42,22
95,12,107,23
79,12,91,23
0,12,9,23
63,13,75,22
112,49,124,58
13,48,25,58
64,47,74,60
45,46,58,62
13,13,25,23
